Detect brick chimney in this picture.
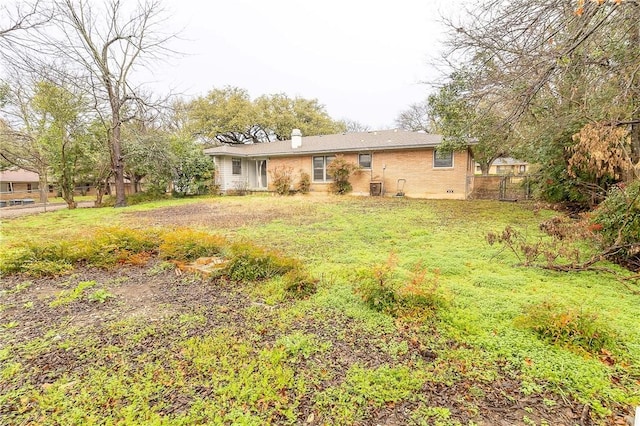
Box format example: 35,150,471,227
291,129,302,149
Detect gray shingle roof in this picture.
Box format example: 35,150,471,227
203,129,446,157
493,157,527,165
0,169,40,182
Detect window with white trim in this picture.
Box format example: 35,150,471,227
232,158,242,175
0,182,12,193
433,149,453,168
313,155,335,181
358,153,372,169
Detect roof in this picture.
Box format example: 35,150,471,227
0,169,39,183
204,129,448,158
493,157,527,166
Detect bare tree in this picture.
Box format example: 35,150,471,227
55,0,177,206
0,0,50,40
2,0,177,207
440,0,640,164
395,101,431,132
340,119,371,133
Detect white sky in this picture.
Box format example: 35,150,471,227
148,0,456,130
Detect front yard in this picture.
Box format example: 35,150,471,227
1,195,638,425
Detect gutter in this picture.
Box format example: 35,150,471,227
204,143,451,158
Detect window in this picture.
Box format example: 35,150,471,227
27,183,33,193
519,165,526,174
313,155,335,181
358,153,372,169
232,158,242,175
433,149,453,168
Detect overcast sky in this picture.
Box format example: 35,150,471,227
149,0,456,130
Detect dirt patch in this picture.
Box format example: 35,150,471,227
124,198,321,229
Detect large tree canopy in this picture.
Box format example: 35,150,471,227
186,87,346,145
427,70,517,175
0,77,92,208
1,0,177,207
437,0,640,200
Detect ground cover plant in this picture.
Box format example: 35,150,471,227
1,195,639,425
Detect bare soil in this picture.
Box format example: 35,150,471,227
123,197,323,229
2,260,601,425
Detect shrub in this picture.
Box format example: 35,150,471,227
591,180,640,270
327,155,360,194
282,268,318,298
85,227,160,267
93,227,159,252
355,255,445,318
0,227,161,275
0,247,36,275
396,265,444,318
227,180,249,196
354,254,399,315
101,191,169,207
225,242,301,281
23,259,74,277
269,165,294,195
516,301,620,356
297,171,311,194
159,229,227,261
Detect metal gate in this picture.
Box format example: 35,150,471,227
470,175,531,200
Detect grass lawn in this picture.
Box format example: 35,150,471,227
1,194,638,425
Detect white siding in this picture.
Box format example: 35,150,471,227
213,156,249,192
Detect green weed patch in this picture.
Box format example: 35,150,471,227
158,228,227,261
50,280,98,307
516,301,621,357
355,254,447,319
0,227,160,275
313,364,424,424
226,242,302,281
1,196,639,424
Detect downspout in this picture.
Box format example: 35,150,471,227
382,164,386,196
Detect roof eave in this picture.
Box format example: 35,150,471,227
205,143,456,158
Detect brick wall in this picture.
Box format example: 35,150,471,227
269,148,473,199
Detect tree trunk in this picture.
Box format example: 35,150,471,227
61,178,76,209
630,4,640,169
94,179,105,207
133,175,142,193
37,169,48,204
111,111,127,207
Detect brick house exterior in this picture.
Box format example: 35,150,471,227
0,169,41,203
204,129,476,199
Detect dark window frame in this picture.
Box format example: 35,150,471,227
433,149,453,168
358,153,372,169
232,158,242,175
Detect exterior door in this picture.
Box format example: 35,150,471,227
256,160,267,189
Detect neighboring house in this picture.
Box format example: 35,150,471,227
475,157,528,175
0,169,41,204
204,129,477,199
0,168,137,206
